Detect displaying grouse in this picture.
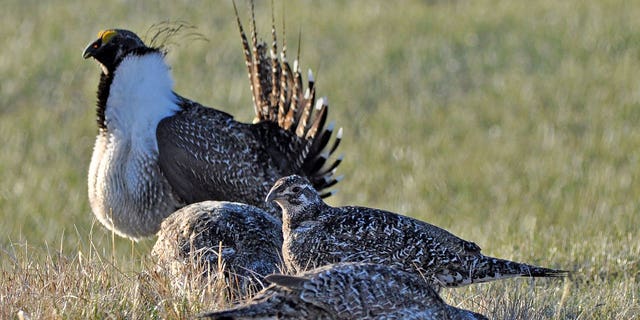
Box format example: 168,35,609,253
82,5,342,239
266,175,568,288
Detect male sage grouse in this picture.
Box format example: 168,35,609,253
82,6,342,239
199,262,488,320
266,175,568,288
151,201,283,295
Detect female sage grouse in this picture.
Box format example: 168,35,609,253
199,262,488,320
151,201,283,295
266,175,568,288
82,4,342,239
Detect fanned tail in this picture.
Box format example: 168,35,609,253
233,0,343,197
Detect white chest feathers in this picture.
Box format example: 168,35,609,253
106,52,179,152
87,52,182,239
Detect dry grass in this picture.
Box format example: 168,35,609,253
1,0,639,318
0,232,240,319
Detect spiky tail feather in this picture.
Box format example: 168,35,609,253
198,293,312,320
198,305,274,320
455,256,569,286
233,1,343,197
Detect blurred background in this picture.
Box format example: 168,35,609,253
0,0,638,317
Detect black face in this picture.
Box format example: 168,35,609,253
83,29,146,73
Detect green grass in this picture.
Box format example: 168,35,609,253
1,0,639,318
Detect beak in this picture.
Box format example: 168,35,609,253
82,39,101,59
265,188,277,204
265,182,284,204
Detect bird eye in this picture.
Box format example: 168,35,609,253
291,186,301,193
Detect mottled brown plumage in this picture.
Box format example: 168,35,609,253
152,201,283,294
266,175,569,288
199,263,488,320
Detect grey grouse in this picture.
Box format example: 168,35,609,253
199,262,488,320
151,201,283,295
266,175,568,288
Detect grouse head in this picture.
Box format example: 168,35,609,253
266,175,323,216
83,29,147,74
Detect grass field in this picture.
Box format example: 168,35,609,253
1,0,639,318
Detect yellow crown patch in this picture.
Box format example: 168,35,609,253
97,29,117,43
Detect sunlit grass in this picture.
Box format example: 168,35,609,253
1,0,639,318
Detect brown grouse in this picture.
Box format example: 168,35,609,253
199,262,488,320
266,175,568,288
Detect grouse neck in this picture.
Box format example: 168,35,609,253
284,201,329,231
95,48,177,131
104,51,180,138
